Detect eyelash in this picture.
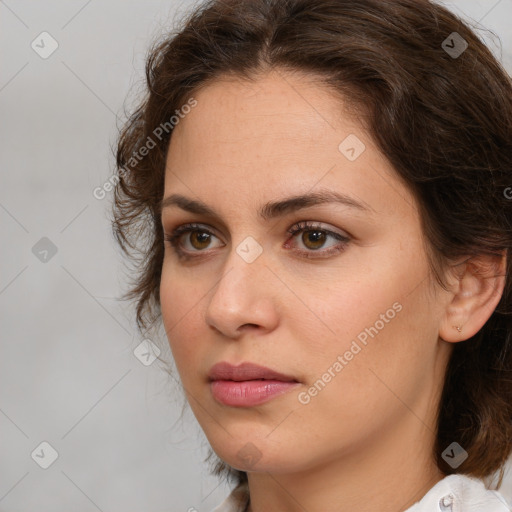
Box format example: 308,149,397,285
163,221,350,261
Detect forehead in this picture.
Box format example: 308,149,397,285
170,70,353,153
163,69,416,221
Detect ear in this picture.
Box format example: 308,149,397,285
439,250,507,343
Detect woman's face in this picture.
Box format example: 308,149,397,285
160,69,453,475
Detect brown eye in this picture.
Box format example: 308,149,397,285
286,220,351,258
164,223,224,258
301,230,327,250
189,231,212,250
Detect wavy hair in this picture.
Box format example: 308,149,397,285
112,0,512,488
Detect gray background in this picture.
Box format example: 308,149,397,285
1,1,511,511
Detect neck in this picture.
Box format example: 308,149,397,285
245,412,446,512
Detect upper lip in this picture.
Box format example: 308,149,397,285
208,362,298,382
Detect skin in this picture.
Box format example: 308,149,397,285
159,68,506,512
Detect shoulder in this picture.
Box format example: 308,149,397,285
405,473,512,512
208,474,512,512
209,481,249,512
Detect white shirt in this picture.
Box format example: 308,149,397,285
209,473,512,512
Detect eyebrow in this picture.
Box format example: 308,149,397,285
159,189,374,221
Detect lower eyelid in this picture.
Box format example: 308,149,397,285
296,245,346,259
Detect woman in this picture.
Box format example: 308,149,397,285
112,0,512,510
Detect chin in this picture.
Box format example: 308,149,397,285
206,432,306,473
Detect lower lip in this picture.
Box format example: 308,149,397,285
210,380,300,407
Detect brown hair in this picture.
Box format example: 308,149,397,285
112,0,512,488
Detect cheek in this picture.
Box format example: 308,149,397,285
160,263,206,365
160,257,205,319
293,268,402,355
288,300,430,446
293,242,434,384
296,233,425,342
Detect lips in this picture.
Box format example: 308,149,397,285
208,361,298,383
208,362,300,407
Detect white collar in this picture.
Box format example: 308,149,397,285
209,473,511,512
405,473,511,512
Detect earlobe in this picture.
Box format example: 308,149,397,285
439,251,507,343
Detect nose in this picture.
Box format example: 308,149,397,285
204,243,280,339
